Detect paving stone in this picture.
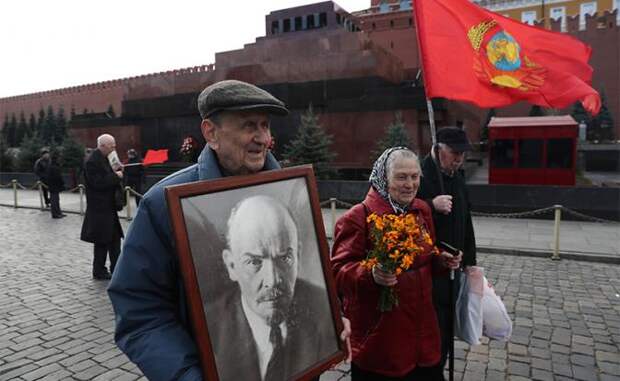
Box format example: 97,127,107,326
21,363,63,381
462,371,485,381
531,368,553,381
508,362,529,377
508,343,528,356
600,361,620,376
571,365,597,381
600,374,620,381
596,350,620,363
485,370,504,381
530,357,552,371
570,354,596,367
73,364,108,380
487,358,506,371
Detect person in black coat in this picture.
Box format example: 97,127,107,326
34,148,51,207
124,149,144,206
46,152,66,219
417,127,477,374
80,134,124,280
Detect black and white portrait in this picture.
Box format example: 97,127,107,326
180,176,339,381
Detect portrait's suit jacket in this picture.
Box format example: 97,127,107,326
207,279,337,381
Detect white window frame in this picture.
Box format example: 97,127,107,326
550,6,567,32
580,2,597,30
521,10,537,25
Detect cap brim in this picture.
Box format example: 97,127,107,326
446,142,472,152
207,104,289,118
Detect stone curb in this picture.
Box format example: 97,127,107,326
479,246,620,264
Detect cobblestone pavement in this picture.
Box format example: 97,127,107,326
1,206,620,381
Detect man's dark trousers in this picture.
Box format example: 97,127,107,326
50,192,61,217
93,229,121,276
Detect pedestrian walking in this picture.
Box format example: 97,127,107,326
34,148,51,207
46,152,66,219
124,148,143,206
417,126,478,378
108,80,351,380
80,134,124,280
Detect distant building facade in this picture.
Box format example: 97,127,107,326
0,0,617,174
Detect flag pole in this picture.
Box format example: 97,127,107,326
425,98,454,381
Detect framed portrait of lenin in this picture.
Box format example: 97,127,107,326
165,165,346,381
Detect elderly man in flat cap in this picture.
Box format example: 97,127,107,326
417,126,478,376
108,80,349,381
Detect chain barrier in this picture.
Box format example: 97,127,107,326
560,206,619,224
1,180,618,225
471,206,556,219
472,205,618,224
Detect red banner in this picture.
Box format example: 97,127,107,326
413,0,600,115
143,149,169,165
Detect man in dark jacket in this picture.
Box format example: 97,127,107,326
81,134,124,280
124,148,144,206
108,80,350,381
46,152,66,219
417,126,477,373
34,148,51,207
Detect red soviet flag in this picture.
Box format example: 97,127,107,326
413,0,600,115
142,149,169,165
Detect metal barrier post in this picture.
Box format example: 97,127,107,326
37,181,45,210
125,186,132,221
330,198,336,238
551,205,562,260
79,184,85,216
12,179,18,208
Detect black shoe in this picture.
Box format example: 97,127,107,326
52,214,67,219
93,272,112,280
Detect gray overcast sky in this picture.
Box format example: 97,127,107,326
0,0,367,98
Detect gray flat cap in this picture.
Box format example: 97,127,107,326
198,80,289,119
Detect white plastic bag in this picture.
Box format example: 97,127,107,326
482,277,512,341
455,266,484,346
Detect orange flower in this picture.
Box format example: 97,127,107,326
361,211,439,311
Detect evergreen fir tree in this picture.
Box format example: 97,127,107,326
591,92,615,141
7,114,18,147
37,108,46,137
28,114,37,138
55,106,67,143
480,108,496,143
1,115,8,144
16,112,28,146
528,105,545,116
42,105,56,144
371,111,411,162
17,133,45,171
61,135,85,171
0,134,13,172
571,101,591,131
282,105,336,179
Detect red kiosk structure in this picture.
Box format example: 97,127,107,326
488,116,578,186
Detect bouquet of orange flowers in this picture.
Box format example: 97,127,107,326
361,212,439,312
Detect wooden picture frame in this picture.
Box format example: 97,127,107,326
165,165,345,381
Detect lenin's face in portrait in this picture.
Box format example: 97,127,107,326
223,196,299,325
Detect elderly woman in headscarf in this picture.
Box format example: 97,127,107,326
331,147,461,381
